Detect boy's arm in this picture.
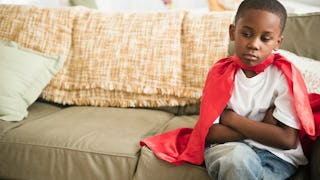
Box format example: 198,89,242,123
205,107,278,145
220,109,299,150
205,123,245,144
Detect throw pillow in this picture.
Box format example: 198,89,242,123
41,8,188,107
181,11,234,96
278,49,320,94
0,40,66,121
0,5,233,108
69,0,97,8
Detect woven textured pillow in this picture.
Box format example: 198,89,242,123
43,7,186,107
0,5,73,56
181,11,234,98
0,5,233,107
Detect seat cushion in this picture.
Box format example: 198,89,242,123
135,115,210,180
0,105,173,180
0,102,63,137
134,146,210,180
158,115,199,133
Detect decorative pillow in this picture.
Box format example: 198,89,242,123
181,11,234,96
0,40,66,121
278,49,320,94
0,4,73,56
41,9,233,107
69,0,97,8
0,5,233,108
41,8,187,107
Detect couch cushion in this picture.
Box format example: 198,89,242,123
133,115,209,179
0,102,63,138
158,115,199,133
134,146,210,180
281,12,320,60
0,106,173,180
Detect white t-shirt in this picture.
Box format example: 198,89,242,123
214,65,308,166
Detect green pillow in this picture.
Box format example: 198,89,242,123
0,40,66,121
69,0,97,9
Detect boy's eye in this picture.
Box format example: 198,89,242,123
261,36,271,42
241,32,252,38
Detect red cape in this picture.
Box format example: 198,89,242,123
141,54,319,165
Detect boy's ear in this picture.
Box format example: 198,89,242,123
229,24,235,41
273,35,283,51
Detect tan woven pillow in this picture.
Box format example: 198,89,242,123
0,5,73,56
42,7,187,107
181,11,234,98
0,5,233,107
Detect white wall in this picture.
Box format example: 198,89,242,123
0,0,70,7
1,0,319,13
95,0,209,12
279,0,320,13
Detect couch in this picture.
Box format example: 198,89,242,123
0,4,319,180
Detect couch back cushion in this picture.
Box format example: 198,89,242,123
281,12,320,60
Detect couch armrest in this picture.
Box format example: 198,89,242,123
311,137,320,179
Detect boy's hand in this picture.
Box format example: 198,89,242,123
262,106,277,125
220,109,238,126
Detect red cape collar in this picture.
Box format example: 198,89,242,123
232,53,274,74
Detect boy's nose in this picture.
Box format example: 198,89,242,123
247,38,259,50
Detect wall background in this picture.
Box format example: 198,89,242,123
0,0,319,13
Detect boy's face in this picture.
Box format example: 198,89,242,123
230,9,283,67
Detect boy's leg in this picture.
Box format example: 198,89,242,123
253,147,297,179
204,142,263,180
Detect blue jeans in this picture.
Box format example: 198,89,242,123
204,142,296,180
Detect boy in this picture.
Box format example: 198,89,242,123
140,0,316,179
204,0,307,179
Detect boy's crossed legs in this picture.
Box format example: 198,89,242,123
204,142,296,180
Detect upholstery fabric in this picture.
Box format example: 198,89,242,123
0,103,174,180
134,146,210,180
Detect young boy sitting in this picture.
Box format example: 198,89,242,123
141,0,317,179
204,0,307,179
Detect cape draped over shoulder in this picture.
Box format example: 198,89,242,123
140,53,319,165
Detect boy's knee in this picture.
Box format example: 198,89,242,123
205,143,263,179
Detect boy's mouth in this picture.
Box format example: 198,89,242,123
243,54,258,61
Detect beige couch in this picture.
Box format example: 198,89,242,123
0,4,319,180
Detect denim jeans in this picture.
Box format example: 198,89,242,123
204,142,296,180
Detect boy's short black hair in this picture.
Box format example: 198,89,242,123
235,0,287,33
